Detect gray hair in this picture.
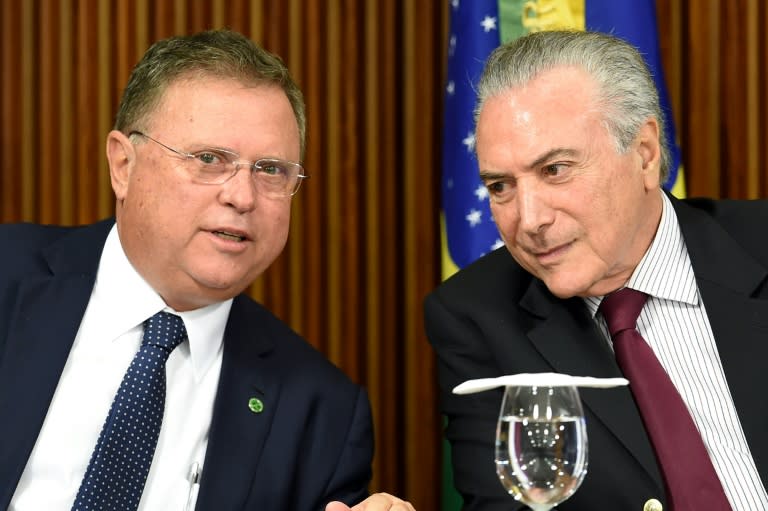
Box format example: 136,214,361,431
476,30,670,181
114,29,306,157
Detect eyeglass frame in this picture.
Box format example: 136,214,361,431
128,131,308,197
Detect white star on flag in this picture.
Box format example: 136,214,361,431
474,184,489,201
466,209,483,227
480,15,497,33
492,238,505,250
442,0,503,269
462,132,475,152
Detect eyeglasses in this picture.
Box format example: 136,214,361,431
129,131,307,198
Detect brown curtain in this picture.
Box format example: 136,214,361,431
657,0,768,198
1,1,766,509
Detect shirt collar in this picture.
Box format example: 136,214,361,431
93,225,231,381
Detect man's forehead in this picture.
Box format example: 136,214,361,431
476,73,602,146
493,66,596,105
147,77,284,125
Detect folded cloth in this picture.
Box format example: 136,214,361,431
453,372,629,394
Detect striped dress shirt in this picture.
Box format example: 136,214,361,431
584,191,768,510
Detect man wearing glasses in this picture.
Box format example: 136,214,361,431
0,30,413,511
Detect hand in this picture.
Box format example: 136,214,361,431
325,492,415,511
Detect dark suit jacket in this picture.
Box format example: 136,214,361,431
424,196,768,510
0,219,372,510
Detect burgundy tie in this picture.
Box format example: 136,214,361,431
600,288,732,511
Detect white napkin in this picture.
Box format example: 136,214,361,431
453,372,629,395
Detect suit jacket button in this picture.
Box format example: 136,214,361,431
643,498,663,511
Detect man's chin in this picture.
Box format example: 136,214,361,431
540,273,592,299
194,276,248,297
166,271,252,310
543,273,625,299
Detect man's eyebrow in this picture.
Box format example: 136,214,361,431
478,147,579,181
527,148,579,170
478,170,509,181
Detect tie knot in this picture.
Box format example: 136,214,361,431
599,288,648,337
142,311,187,354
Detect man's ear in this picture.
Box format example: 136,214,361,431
635,118,662,190
106,130,135,201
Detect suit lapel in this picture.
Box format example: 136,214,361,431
0,221,112,505
195,295,281,510
518,281,663,487
674,199,768,488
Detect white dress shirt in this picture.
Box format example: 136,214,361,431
10,225,230,510
584,191,768,510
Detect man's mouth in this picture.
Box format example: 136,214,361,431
530,242,571,260
213,230,247,242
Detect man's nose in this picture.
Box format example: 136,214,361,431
218,163,258,212
516,181,554,234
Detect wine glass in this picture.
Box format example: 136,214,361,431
495,384,588,511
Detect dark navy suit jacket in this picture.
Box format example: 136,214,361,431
425,196,768,510
0,219,372,510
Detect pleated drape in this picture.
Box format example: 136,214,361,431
657,0,768,198
1,2,767,509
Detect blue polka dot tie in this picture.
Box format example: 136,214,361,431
71,311,188,511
